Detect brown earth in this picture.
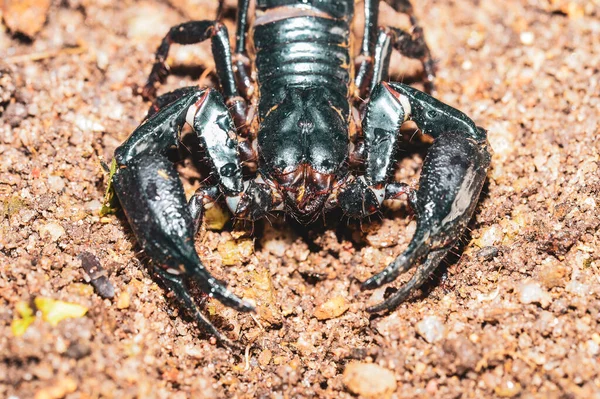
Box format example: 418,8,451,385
1,0,599,398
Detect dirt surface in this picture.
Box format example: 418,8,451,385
1,0,599,398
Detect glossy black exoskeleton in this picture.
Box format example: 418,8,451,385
112,0,491,346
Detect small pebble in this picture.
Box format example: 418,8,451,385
40,222,65,242
117,291,130,309
343,362,397,398
79,252,115,299
217,239,254,266
539,259,567,288
495,380,522,397
313,296,350,320
75,114,106,133
2,0,52,38
566,280,590,296
476,246,499,261
64,341,92,360
34,376,77,399
47,176,65,192
416,316,446,343
258,349,272,366
586,340,599,356
520,31,534,45
263,237,288,257
4,102,27,127
518,281,552,308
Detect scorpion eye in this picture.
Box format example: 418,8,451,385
320,159,334,170
275,159,286,170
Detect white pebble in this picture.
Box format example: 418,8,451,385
586,340,599,356
520,31,534,45
40,222,65,242
75,115,105,133
518,281,552,308
85,200,102,213
416,316,446,343
566,280,591,296
47,175,65,192
263,238,288,257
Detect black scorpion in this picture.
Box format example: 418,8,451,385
111,0,491,345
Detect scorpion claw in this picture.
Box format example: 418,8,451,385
113,154,253,319
362,126,491,312
365,248,447,313
361,234,430,290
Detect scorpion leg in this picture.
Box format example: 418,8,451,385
232,0,254,101
113,88,255,344
141,20,248,131
355,0,435,98
357,82,491,312
355,0,380,99
384,0,436,91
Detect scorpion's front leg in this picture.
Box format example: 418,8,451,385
113,87,254,345
353,82,491,312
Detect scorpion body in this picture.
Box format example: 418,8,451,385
112,0,491,346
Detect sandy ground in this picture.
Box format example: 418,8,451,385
1,0,600,398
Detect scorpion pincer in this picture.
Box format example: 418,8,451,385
111,0,492,345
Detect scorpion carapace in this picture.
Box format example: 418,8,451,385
259,87,348,222
112,0,491,346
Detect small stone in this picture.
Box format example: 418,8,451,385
258,349,272,366
47,176,65,192
476,246,499,261
520,31,534,46
117,291,130,309
566,280,590,296
416,316,446,343
263,237,288,257
40,222,65,242
3,0,52,38
74,114,106,133
518,281,552,308
313,295,350,320
64,341,92,360
4,102,27,127
539,259,567,288
243,268,282,327
586,340,599,356
79,252,115,299
33,376,77,399
85,200,102,214
475,224,503,247
343,362,397,398
442,336,479,375
495,380,522,397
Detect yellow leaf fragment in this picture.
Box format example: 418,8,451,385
243,268,282,327
204,202,230,230
217,238,254,266
100,158,119,216
34,297,88,327
11,301,36,337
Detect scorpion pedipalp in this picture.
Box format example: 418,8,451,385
359,83,491,312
